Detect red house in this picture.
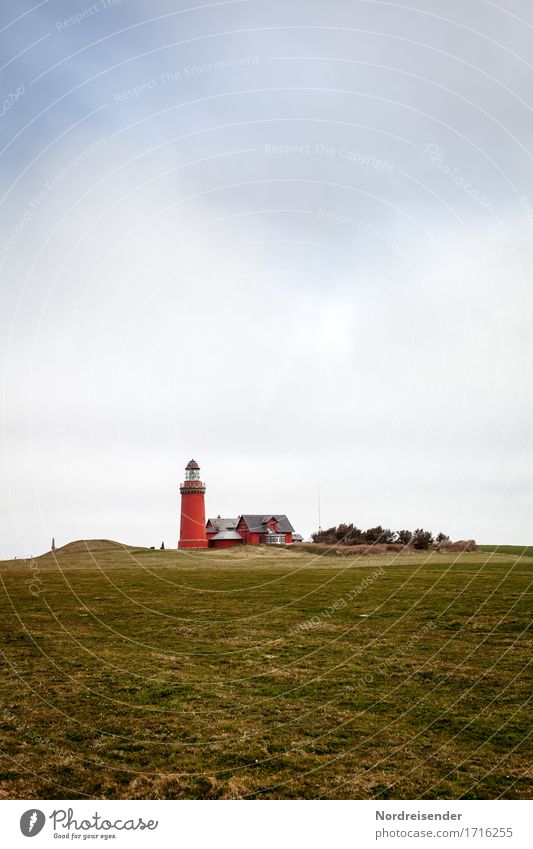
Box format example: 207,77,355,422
206,516,241,549
206,514,295,548
236,515,294,545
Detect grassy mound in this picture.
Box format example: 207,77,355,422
53,539,137,554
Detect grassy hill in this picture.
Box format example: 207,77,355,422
0,542,531,799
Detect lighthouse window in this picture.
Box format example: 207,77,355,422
186,468,200,481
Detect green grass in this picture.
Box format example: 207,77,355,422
0,542,531,800
478,545,533,558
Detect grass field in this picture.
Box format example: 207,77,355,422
478,545,533,559
0,542,531,800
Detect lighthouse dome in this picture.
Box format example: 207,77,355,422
185,459,200,470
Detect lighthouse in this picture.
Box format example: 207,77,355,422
178,459,208,549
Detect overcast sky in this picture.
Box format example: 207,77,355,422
1,0,532,558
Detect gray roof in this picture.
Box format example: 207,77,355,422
238,514,295,533
210,530,242,541
206,517,238,531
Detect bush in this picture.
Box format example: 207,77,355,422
412,529,434,550
396,530,413,545
365,526,395,544
310,524,456,551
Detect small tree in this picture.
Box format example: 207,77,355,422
396,530,413,546
312,523,365,545
365,526,395,544
365,525,384,543
336,523,352,543
311,526,338,544
412,528,434,550
436,532,449,543
160,541,165,550
344,524,364,545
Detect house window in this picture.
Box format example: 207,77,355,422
266,534,286,545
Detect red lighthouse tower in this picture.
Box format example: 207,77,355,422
178,459,208,549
